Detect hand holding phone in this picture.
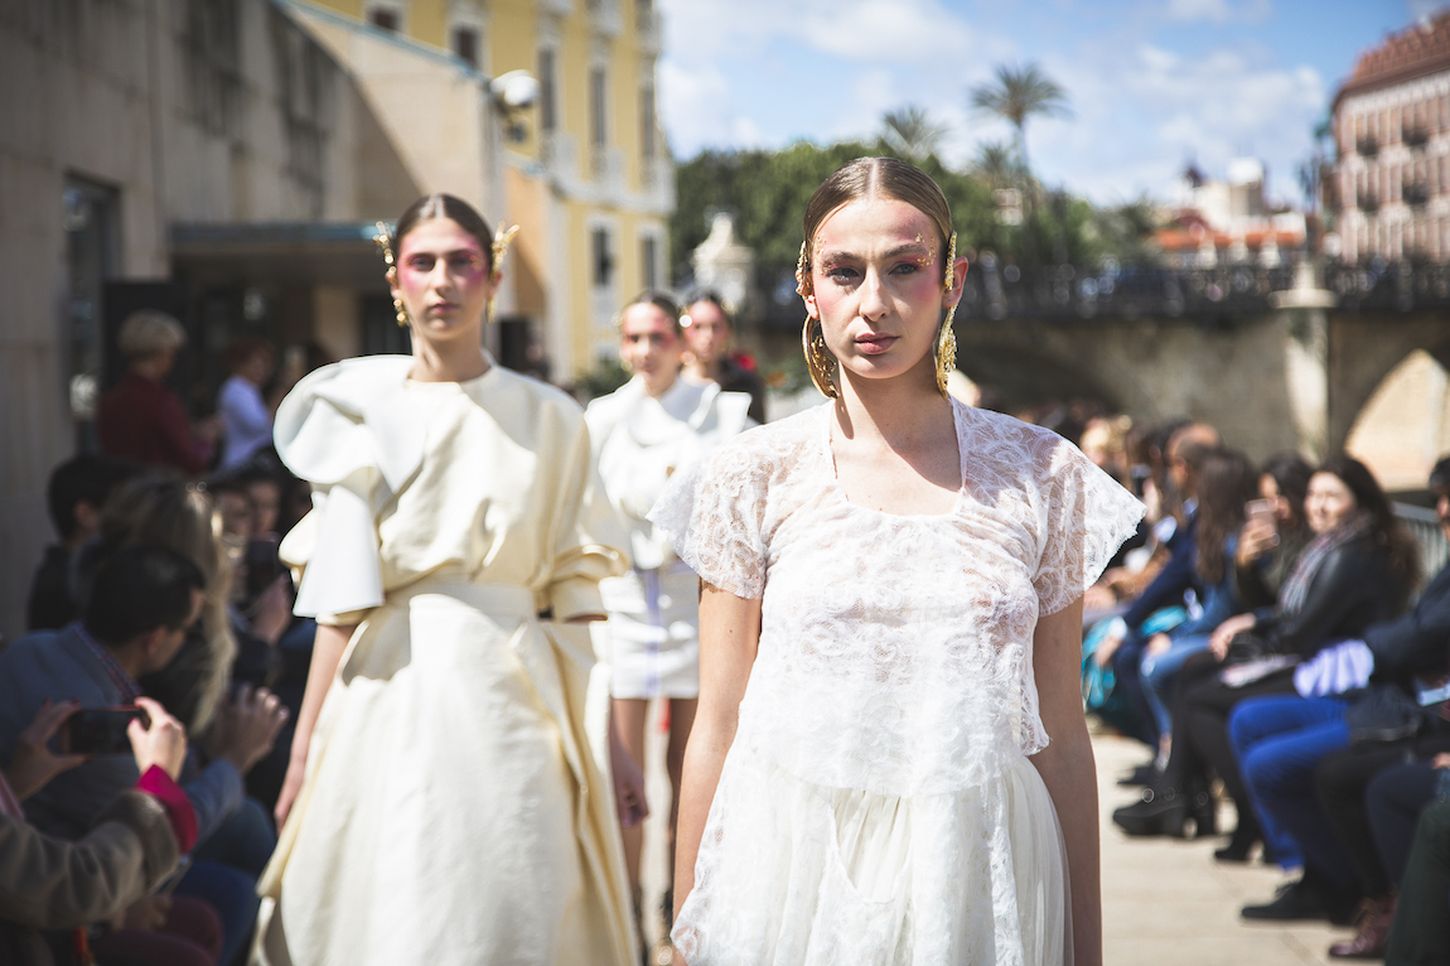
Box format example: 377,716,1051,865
63,706,149,756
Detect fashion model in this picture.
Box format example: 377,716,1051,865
253,194,637,965
652,158,1143,965
585,292,754,953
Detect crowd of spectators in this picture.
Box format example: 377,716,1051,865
1078,408,1450,963
3,311,310,964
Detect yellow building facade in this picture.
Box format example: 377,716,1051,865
311,0,673,378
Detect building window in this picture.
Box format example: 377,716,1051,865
367,4,401,31
591,227,614,287
451,25,480,68
538,47,557,133
640,82,656,164
641,235,659,290
589,66,607,149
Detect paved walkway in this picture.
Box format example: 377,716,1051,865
636,710,1350,964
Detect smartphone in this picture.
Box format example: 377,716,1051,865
63,706,149,755
1245,499,1277,527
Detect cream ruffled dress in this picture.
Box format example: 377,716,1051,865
649,400,1144,966
253,355,636,966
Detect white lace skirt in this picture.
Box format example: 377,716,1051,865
600,564,701,699
673,747,1070,966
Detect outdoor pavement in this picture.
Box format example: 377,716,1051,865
636,708,1350,964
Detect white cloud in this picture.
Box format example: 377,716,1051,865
1165,0,1272,24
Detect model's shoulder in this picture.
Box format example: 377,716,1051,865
961,403,1072,467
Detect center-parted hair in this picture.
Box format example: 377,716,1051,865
799,157,954,289
392,193,496,271
618,290,684,335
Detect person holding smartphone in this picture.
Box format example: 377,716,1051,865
0,695,214,966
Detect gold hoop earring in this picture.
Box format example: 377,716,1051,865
373,221,411,328
486,223,521,321
935,230,959,398
801,316,838,398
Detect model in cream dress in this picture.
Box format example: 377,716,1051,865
253,195,636,966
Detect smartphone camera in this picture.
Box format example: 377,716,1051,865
63,706,149,755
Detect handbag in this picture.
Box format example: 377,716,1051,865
1344,684,1434,744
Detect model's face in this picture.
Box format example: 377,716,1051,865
619,303,683,396
1305,471,1357,534
683,301,731,364
390,217,494,343
805,197,964,391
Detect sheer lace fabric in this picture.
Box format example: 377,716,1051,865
650,401,1143,965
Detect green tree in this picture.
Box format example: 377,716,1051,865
973,141,1019,189
880,106,949,161
969,63,1071,185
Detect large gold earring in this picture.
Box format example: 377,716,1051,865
802,316,838,398
373,221,410,328
487,223,520,320
935,231,959,398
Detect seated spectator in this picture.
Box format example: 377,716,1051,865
1113,455,1418,844
1138,449,1259,766
1232,453,1313,612
27,454,139,631
1090,423,1220,752
1385,785,1450,963
1,696,218,966
1221,456,1450,948
0,545,287,964
96,310,218,475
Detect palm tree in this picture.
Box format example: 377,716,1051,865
970,63,1071,184
973,140,1018,188
880,106,949,161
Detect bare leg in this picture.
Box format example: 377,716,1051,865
613,696,650,896
663,697,699,930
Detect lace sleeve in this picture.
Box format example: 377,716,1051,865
1033,438,1145,615
648,444,767,600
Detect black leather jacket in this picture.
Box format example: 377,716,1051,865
1258,532,1407,658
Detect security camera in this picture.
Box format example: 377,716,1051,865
491,70,540,111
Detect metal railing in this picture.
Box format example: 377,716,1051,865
1396,502,1448,593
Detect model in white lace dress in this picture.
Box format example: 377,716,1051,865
651,158,1142,966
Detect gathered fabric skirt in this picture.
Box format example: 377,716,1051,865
253,580,633,966
673,747,1070,966
599,564,701,700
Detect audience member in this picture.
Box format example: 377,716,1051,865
26,454,139,631
96,311,217,475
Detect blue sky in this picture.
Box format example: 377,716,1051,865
657,0,1446,205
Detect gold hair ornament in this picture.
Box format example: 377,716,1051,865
487,223,521,319
935,230,959,398
374,221,410,328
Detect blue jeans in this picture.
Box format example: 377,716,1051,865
177,859,259,966
1140,633,1212,741
1229,694,1350,872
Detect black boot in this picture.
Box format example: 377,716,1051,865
1113,783,1193,838
1214,824,1260,863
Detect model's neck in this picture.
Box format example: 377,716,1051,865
410,338,490,383
640,369,680,399
832,361,949,448
684,357,717,382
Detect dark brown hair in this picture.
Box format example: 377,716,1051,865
1315,454,1421,598
619,290,683,335
393,193,495,270
1194,448,1258,584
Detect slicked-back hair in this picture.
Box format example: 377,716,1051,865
392,193,495,271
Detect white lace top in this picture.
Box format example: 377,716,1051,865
650,400,1144,796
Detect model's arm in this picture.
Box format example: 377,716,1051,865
1030,596,1102,966
273,622,354,826
672,585,760,932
